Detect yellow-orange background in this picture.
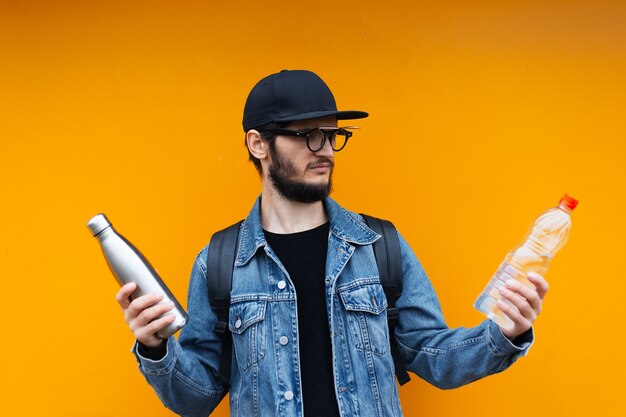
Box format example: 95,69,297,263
1,0,625,416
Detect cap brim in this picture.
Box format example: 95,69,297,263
274,110,369,123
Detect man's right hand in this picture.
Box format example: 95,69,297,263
116,282,176,348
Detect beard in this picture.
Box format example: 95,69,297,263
267,143,333,203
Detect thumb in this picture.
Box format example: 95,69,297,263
116,282,137,309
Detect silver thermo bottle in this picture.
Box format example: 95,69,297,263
87,213,187,338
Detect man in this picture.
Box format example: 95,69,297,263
116,70,548,417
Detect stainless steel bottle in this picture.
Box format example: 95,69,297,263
87,213,187,338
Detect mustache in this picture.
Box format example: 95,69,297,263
307,157,334,169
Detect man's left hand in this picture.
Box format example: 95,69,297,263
497,272,549,340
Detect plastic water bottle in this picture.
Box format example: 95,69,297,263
87,213,188,338
474,194,579,329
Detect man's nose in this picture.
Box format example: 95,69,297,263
315,135,335,157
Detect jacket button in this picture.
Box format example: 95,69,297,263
279,336,289,345
284,391,294,400
235,318,242,329
277,280,287,290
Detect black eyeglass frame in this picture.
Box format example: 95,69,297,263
258,126,358,152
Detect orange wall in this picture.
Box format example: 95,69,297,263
1,1,625,416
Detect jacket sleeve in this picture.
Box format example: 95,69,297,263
132,245,228,417
394,232,534,389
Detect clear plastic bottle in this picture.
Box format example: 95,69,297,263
474,194,579,329
87,213,187,338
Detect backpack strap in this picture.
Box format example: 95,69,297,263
207,220,242,390
361,214,411,386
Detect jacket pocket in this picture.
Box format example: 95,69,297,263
339,282,389,356
229,299,268,372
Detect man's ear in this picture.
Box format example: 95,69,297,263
246,129,269,160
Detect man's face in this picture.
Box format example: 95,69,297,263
267,116,337,203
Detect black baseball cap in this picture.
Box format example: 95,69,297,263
242,69,368,131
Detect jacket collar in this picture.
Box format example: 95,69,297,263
236,195,379,266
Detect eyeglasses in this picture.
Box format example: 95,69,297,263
259,126,358,152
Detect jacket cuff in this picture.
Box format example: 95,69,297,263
487,320,534,357
131,336,177,375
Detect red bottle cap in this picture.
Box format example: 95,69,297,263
560,194,579,211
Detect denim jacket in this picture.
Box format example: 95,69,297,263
133,197,533,417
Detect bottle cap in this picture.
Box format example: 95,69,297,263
87,213,112,236
560,194,579,211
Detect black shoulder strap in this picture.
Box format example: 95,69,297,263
207,220,242,389
361,214,411,386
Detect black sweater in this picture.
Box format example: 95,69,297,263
265,222,340,417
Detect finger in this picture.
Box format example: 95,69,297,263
505,279,542,315
116,282,137,309
527,272,549,299
134,301,175,328
497,298,531,331
127,293,165,319
136,314,176,345
499,285,537,322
